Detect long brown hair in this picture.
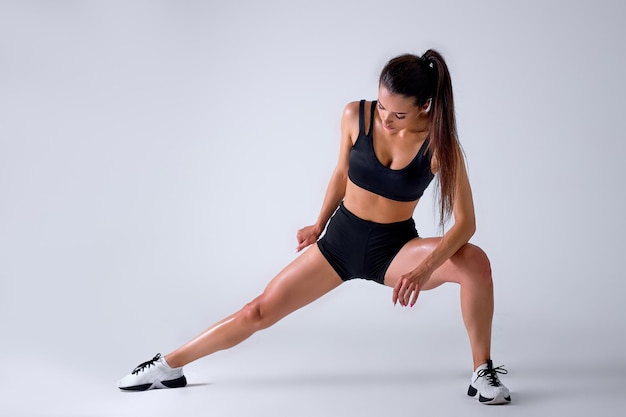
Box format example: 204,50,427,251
379,49,462,228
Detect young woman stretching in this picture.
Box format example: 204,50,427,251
118,49,511,405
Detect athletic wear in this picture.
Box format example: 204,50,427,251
467,360,511,404
118,353,187,391
317,203,418,284
348,100,435,202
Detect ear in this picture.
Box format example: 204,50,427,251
422,98,432,114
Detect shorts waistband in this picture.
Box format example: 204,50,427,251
338,202,415,229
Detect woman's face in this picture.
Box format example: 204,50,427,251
377,85,428,133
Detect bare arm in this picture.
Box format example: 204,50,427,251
418,154,476,271
393,152,477,306
296,102,358,252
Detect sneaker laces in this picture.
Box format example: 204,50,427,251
131,353,162,375
475,364,508,387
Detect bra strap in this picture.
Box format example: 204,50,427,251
358,100,366,136
368,101,377,136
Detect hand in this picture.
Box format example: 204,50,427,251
392,268,433,307
296,224,322,252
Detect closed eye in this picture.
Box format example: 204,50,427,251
379,101,406,120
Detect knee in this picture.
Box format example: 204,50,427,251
454,244,492,285
239,296,276,330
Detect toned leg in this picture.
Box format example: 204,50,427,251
165,244,342,368
384,238,494,370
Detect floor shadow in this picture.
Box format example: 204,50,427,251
211,368,466,388
185,382,212,388
492,359,625,406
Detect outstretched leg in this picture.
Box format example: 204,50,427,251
165,244,342,368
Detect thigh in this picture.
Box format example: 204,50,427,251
383,237,466,290
256,244,343,321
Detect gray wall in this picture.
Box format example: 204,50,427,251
1,1,624,412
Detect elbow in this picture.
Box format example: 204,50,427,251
457,216,476,242
334,167,349,184
467,221,476,240
466,216,476,240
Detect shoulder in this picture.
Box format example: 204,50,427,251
429,138,462,175
430,153,439,175
342,101,361,122
341,101,363,143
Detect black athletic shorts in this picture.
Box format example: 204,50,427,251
317,203,419,285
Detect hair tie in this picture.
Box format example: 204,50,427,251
420,55,434,69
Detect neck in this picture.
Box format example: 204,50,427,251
404,114,431,136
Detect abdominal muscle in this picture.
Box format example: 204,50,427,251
343,180,419,224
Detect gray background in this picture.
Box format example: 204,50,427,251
1,1,624,416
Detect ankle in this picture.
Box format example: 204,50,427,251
473,358,491,371
164,354,183,369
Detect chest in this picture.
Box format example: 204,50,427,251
348,132,434,202
371,132,430,171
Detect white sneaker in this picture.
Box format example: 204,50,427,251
467,360,511,404
118,353,187,391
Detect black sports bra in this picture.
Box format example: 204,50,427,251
348,100,435,202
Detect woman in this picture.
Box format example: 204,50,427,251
118,49,511,405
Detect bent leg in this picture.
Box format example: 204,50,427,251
384,238,494,370
166,244,342,368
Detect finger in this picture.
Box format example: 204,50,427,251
395,280,405,306
409,286,420,307
296,237,315,252
394,278,407,305
392,282,400,305
395,277,406,305
295,237,306,252
399,279,411,306
403,284,413,307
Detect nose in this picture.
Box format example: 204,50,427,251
382,111,394,125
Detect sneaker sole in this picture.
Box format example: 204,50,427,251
119,375,187,391
467,384,511,405
479,394,511,405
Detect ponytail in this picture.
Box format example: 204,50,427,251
379,49,462,229
422,50,461,229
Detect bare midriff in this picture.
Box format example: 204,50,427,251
343,180,419,224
